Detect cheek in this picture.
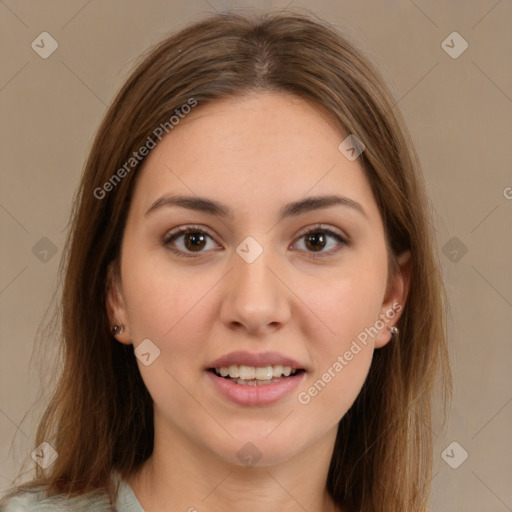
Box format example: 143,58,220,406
120,241,213,339
296,348,373,435
291,256,386,418
294,278,380,425
294,259,387,350
120,248,223,392
119,260,217,418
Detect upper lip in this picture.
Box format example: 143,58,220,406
207,351,306,370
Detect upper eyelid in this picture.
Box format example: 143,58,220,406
163,225,218,243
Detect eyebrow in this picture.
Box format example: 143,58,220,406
145,194,368,220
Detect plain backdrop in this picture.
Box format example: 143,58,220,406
0,0,511,510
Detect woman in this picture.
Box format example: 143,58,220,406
1,9,451,512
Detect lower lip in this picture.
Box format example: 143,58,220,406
206,370,306,406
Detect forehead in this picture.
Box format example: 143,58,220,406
129,92,380,226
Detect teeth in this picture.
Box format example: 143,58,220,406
255,366,273,380
213,364,297,380
239,366,256,380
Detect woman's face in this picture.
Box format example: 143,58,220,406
108,91,409,467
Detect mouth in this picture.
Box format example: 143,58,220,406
208,365,306,386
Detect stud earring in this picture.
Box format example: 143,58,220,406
112,324,125,336
389,326,399,336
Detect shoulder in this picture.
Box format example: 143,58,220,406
0,486,114,511
0,475,143,512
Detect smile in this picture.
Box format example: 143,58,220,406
207,366,307,406
211,364,301,384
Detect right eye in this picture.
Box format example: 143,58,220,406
162,226,222,258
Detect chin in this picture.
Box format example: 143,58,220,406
202,429,307,468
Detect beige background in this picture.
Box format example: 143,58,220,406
1,0,511,510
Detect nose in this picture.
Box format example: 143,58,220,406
219,244,291,336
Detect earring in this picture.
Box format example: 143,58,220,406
112,324,125,336
389,326,399,336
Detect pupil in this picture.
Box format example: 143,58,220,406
185,233,206,251
306,232,325,252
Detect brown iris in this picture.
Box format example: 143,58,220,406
184,232,207,251
304,231,326,252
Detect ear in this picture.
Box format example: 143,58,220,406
374,250,411,349
106,261,132,345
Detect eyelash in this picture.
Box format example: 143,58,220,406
162,224,349,260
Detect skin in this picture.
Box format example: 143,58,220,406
107,91,410,512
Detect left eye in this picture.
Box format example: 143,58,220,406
292,226,348,256
162,225,348,258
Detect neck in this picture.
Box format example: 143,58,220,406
127,413,344,512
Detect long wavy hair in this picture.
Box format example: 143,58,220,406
1,9,451,512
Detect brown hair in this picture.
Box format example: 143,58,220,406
2,9,451,512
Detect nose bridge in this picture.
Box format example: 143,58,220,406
220,235,290,332
233,235,279,301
